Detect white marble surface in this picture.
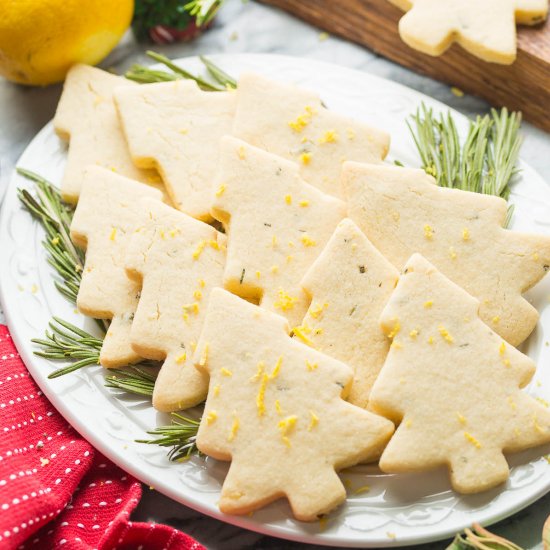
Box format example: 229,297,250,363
0,0,549,548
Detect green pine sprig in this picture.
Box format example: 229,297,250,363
136,413,201,461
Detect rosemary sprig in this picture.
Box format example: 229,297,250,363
105,366,157,397
125,51,233,90
408,105,521,225
136,413,201,461
32,317,102,378
447,522,523,550
17,168,84,304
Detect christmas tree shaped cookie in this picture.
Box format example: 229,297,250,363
300,219,399,408
232,72,390,199
193,288,394,520
388,0,548,64
369,253,550,493
212,136,347,327
54,64,165,203
125,200,226,412
114,79,236,221
70,167,163,367
343,162,550,346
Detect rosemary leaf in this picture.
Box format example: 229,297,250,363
105,366,157,397
137,413,202,461
125,65,181,84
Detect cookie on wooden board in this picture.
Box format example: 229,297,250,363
300,218,399,408
343,162,550,346
212,136,347,327
125,200,226,412
369,253,550,493
53,64,165,203
70,166,162,367
232,72,389,199
114,79,236,221
388,0,548,64
193,288,394,521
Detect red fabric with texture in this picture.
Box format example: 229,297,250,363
0,324,204,550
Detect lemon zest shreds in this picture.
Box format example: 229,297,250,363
299,152,312,165
278,415,298,447
199,343,209,366
308,410,319,431
216,184,226,197
256,373,268,417
318,130,338,144
387,318,400,338
464,432,481,448
301,234,317,247
176,352,187,363
274,289,298,311
306,360,318,371
221,367,233,377
228,415,240,441
250,361,265,382
109,228,117,241
293,325,314,346
206,410,217,425
438,326,454,343
269,356,283,379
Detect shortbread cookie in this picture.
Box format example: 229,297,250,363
300,219,399,408
212,137,347,327
54,64,165,203
369,253,550,493
193,288,394,521
70,166,163,367
114,79,237,221
388,0,548,64
343,162,550,346
232,72,390,199
125,200,225,412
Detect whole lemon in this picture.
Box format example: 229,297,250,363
0,0,134,86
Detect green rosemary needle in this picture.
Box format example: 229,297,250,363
446,522,523,550
105,366,157,397
17,168,84,304
137,413,202,461
32,318,103,379
199,55,237,88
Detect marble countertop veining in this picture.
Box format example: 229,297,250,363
0,0,549,548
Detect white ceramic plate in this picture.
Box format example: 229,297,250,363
1,54,550,548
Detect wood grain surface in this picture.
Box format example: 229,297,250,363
260,0,550,132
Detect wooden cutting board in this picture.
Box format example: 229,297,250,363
259,0,550,132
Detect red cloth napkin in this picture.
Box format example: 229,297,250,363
0,324,205,550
